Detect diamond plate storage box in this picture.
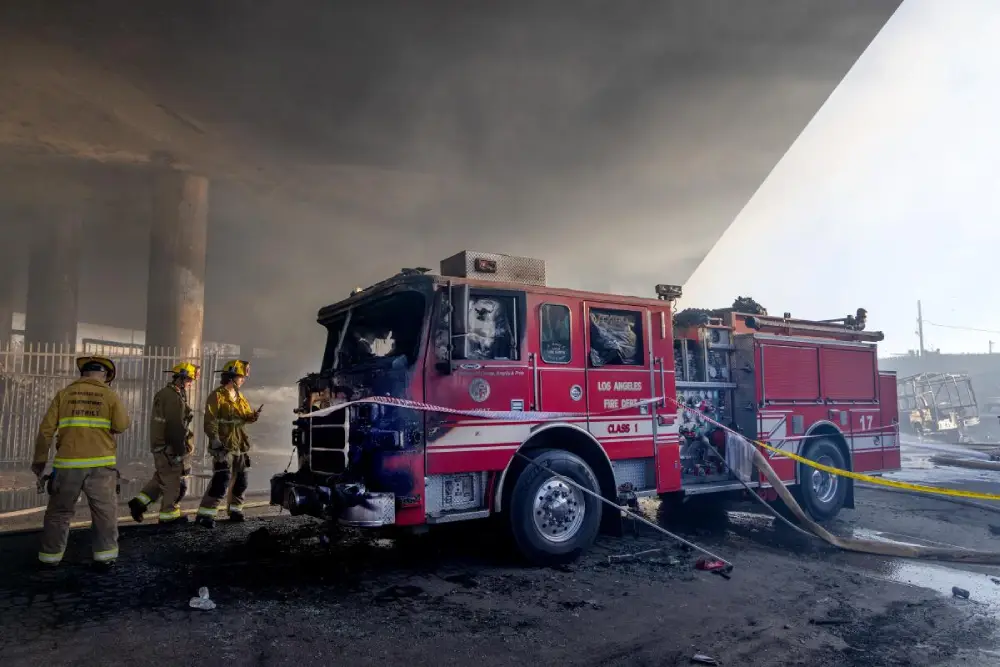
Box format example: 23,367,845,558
439,251,547,286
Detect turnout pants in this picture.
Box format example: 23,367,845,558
133,452,190,522
198,452,250,519
39,466,119,565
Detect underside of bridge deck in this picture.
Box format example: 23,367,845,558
0,1,903,362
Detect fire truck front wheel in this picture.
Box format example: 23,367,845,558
798,438,848,522
509,449,602,566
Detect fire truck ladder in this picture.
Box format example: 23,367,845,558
743,313,885,343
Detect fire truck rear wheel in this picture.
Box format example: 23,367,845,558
508,449,602,566
798,438,848,522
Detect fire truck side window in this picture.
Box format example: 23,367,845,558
588,308,643,367
466,293,520,361
540,304,571,364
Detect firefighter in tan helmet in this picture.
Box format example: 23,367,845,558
128,362,200,525
32,356,131,570
195,359,261,528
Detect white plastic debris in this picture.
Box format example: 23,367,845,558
189,586,217,610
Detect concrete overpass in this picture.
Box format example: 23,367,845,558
0,1,904,366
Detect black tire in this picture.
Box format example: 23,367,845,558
508,449,602,566
796,438,848,522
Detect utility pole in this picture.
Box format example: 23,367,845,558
991,340,995,354
917,300,925,357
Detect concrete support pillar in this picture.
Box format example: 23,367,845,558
145,171,208,358
24,213,81,348
0,242,16,347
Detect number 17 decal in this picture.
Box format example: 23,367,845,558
858,414,873,431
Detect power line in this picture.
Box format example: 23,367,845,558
924,321,1000,335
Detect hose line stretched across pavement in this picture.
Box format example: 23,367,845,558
749,447,1000,563
665,397,1000,564
928,455,1000,472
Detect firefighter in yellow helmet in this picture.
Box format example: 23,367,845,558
32,356,131,570
128,362,200,525
195,360,261,528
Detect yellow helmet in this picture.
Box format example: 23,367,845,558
217,359,250,378
166,362,200,380
76,356,117,384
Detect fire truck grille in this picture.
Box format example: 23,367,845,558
309,411,349,476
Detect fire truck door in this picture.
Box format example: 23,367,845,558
425,287,534,419
584,302,655,460
530,298,588,415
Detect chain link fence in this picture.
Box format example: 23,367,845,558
0,343,223,466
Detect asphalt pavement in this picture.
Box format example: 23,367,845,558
1,443,999,666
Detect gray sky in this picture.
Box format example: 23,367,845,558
685,0,1000,356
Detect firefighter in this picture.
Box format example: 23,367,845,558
32,356,131,570
195,359,260,528
127,362,200,525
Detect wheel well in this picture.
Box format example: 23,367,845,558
801,422,854,509
497,424,619,534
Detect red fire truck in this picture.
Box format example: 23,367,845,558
271,251,901,564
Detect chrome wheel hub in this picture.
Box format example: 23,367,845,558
532,479,585,543
810,454,838,504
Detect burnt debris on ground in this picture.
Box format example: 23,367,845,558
0,489,998,666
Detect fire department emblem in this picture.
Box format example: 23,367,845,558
469,378,491,403
569,384,583,401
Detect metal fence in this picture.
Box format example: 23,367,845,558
0,343,224,466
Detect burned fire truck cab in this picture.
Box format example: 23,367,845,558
271,251,900,564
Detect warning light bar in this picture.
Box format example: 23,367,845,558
474,258,498,274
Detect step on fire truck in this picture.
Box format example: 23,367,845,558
271,251,901,564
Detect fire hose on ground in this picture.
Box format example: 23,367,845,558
928,455,1000,473
666,398,1000,565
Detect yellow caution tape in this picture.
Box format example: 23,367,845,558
755,439,1000,502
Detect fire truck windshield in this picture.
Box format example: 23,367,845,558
322,291,426,370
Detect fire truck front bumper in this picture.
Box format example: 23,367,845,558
270,473,396,527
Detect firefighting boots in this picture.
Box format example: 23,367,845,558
228,511,245,523
195,515,216,529
128,497,146,523
160,514,190,527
